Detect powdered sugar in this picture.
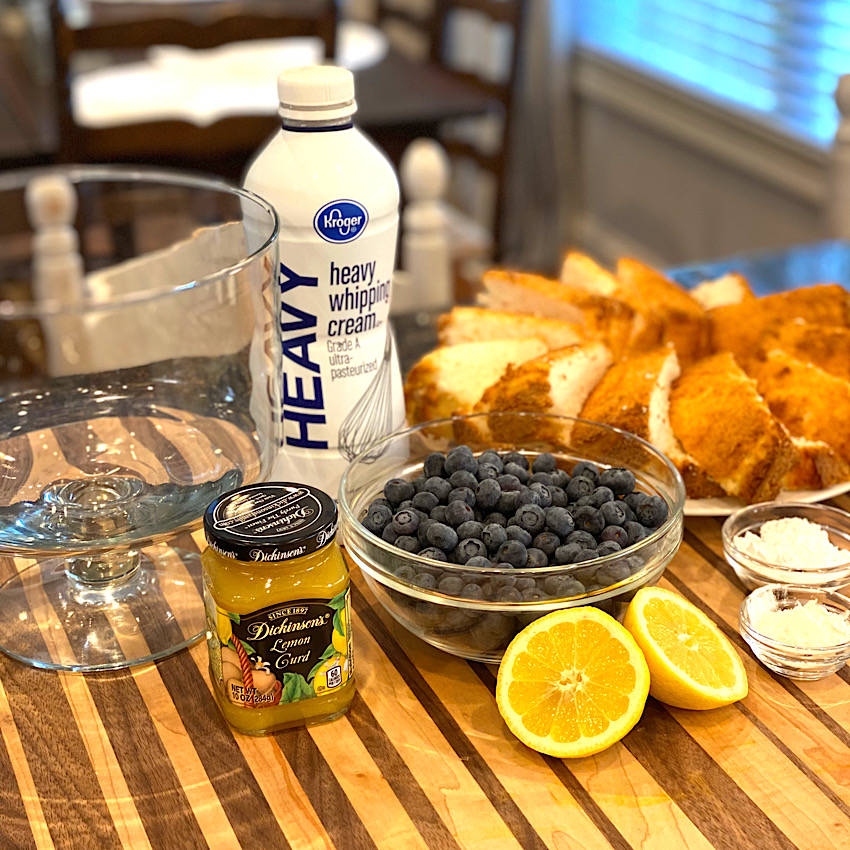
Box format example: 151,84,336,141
735,517,849,570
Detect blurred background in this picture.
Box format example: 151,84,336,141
1,0,847,277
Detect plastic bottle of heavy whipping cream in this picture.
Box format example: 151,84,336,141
244,65,405,496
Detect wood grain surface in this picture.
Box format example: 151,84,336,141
2,501,850,849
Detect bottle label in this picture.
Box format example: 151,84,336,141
208,587,353,708
314,199,369,243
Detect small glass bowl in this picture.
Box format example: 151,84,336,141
739,584,850,680
721,501,850,590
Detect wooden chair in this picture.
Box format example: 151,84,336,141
50,0,338,180
375,0,528,255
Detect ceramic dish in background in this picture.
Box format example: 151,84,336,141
339,412,686,663
739,584,850,680
721,501,850,590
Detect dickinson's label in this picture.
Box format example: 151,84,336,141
210,588,352,708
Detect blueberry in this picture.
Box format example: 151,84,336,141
454,538,488,563
515,503,546,534
574,495,595,508
392,509,420,535
572,565,598,585
497,491,519,515
461,583,484,600
595,562,631,586
620,501,636,523
465,555,492,567
575,548,598,563
490,574,518,589
412,490,440,513
624,492,649,513
567,529,596,549
525,548,549,568
546,485,568,507
423,451,446,478
555,542,582,564
457,520,484,541
566,475,595,502
636,495,668,528
532,531,560,557
521,587,546,602
544,506,574,537
600,500,628,527
599,525,630,547
516,577,537,591
411,571,437,589
573,505,605,537
475,478,502,510
412,476,428,493
504,462,530,484
449,469,478,490
370,497,393,511
419,546,448,562
448,486,476,508
595,540,622,557
599,467,636,496
394,535,421,553
382,524,400,543
495,540,527,567
494,586,522,603
506,525,533,547
394,564,416,581
438,574,465,595
588,486,615,508
497,473,523,492
430,505,448,524
445,499,475,527
482,523,508,553
478,450,504,472
476,463,500,481
425,476,452,503
551,469,570,489
516,487,541,508
532,452,558,473
384,477,415,506
543,576,585,598
528,482,553,508
426,522,458,551
417,518,435,546
529,472,553,486
445,446,477,475
502,451,529,470
483,512,507,527
363,502,392,534
625,520,648,545
572,461,599,483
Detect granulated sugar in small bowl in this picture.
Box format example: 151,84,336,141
722,502,850,590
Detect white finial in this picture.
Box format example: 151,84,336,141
400,139,450,203
828,75,850,238
25,173,78,229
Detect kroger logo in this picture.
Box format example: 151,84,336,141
314,200,369,243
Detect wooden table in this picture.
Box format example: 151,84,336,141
2,500,850,850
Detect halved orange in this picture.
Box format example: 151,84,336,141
623,586,748,710
496,607,650,758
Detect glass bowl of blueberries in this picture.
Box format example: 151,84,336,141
339,412,686,663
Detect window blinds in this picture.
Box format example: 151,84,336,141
577,0,850,146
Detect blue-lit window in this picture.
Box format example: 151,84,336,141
577,1,850,146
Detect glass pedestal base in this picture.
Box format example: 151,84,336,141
0,545,205,672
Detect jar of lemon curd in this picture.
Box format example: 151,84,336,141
202,483,354,735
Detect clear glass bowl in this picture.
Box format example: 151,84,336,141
739,584,850,680
722,502,850,590
339,412,686,662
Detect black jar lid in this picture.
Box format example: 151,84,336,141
203,482,338,563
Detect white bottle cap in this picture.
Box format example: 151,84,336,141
277,65,357,121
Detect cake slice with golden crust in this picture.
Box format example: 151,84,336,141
669,352,796,503
575,347,725,498
478,268,639,358
710,284,850,363
761,319,850,382
404,337,548,425
467,341,612,446
437,306,586,350
689,272,755,310
616,258,710,364
747,348,850,468
784,436,850,491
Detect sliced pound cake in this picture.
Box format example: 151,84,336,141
470,341,613,446
404,337,548,425
575,347,725,498
669,352,797,503
761,319,850,382
437,306,586,350
689,272,756,310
